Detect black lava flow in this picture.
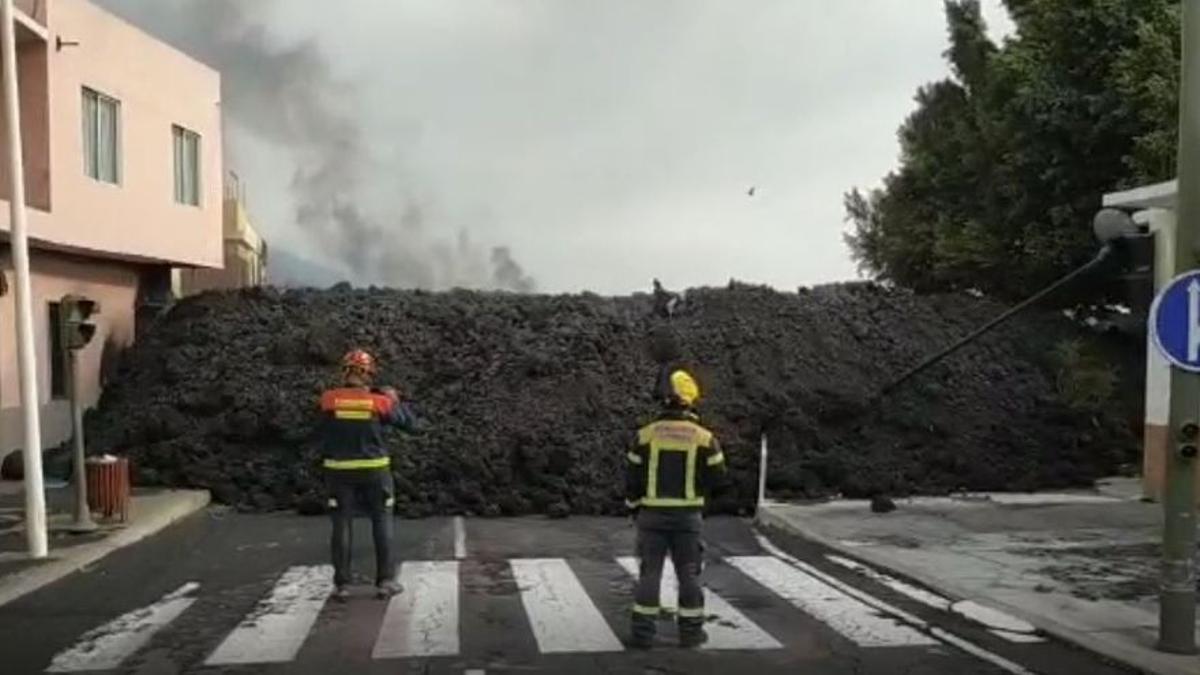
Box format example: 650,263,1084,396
84,282,1137,516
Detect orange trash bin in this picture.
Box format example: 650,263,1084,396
86,456,130,522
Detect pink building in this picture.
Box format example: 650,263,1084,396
0,0,222,457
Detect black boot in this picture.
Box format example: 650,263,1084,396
631,612,656,649
376,579,403,599
679,617,707,648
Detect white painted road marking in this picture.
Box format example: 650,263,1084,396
754,532,1036,675
826,554,1044,643
990,629,1047,643
373,561,460,658
952,600,1044,642
509,558,624,653
204,565,333,665
454,516,467,560
826,554,952,611
729,555,938,647
46,582,200,673
616,557,782,650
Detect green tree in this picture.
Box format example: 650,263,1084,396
846,0,1181,302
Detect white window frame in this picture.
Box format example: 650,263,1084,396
81,86,121,184
173,124,201,207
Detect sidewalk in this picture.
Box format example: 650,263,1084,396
758,478,1200,675
0,479,209,608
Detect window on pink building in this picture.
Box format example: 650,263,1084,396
173,125,201,206
82,87,121,185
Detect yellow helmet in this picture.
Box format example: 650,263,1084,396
669,370,701,407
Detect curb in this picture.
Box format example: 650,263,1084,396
756,506,1198,675
0,489,210,608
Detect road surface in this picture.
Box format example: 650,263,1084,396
0,511,1136,674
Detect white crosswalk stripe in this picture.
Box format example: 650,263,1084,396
728,555,938,648
46,582,200,673
616,557,782,650
46,550,1018,668
373,561,460,658
204,565,333,666
509,558,625,653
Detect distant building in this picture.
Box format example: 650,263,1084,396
0,0,223,454
174,176,268,296
1102,179,1200,503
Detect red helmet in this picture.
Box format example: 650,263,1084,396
342,349,376,377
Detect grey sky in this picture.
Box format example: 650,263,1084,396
102,0,1015,295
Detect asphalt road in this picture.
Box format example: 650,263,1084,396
0,511,1139,674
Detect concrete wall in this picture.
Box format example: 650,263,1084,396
1103,184,1200,504
1138,209,1200,503
0,0,223,268
176,241,261,294
0,247,140,454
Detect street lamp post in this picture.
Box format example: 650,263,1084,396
0,0,48,559
1158,0,1200,655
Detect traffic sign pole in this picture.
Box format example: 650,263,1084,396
66,349,96,533
1159,0,1200,654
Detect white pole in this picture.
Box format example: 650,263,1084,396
757,434,768,509
2,0,47,559
1144,210,1176,501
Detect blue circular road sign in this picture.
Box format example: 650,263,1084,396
1151,270,1200,372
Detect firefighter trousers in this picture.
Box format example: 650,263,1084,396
631,509,705,643
326,467,395,587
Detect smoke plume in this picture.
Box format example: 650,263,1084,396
491,247,536,294
96,0,536,292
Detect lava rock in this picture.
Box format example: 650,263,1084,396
83,283,1138,515
870,495,897,514
0,450,21,480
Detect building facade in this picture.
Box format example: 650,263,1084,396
0,0,222,455
174,179,267,296
1102,179,1200,503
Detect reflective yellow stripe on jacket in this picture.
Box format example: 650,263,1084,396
639,496,704,507
323,457,391,470
638,421,713,508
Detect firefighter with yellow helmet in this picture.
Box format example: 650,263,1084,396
626,368,726,648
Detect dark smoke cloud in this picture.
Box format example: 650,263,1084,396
96,0,535,292
491,247,536,294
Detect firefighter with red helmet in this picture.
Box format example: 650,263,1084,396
319,349,416,601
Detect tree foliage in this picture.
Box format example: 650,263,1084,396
846,0,1180,301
